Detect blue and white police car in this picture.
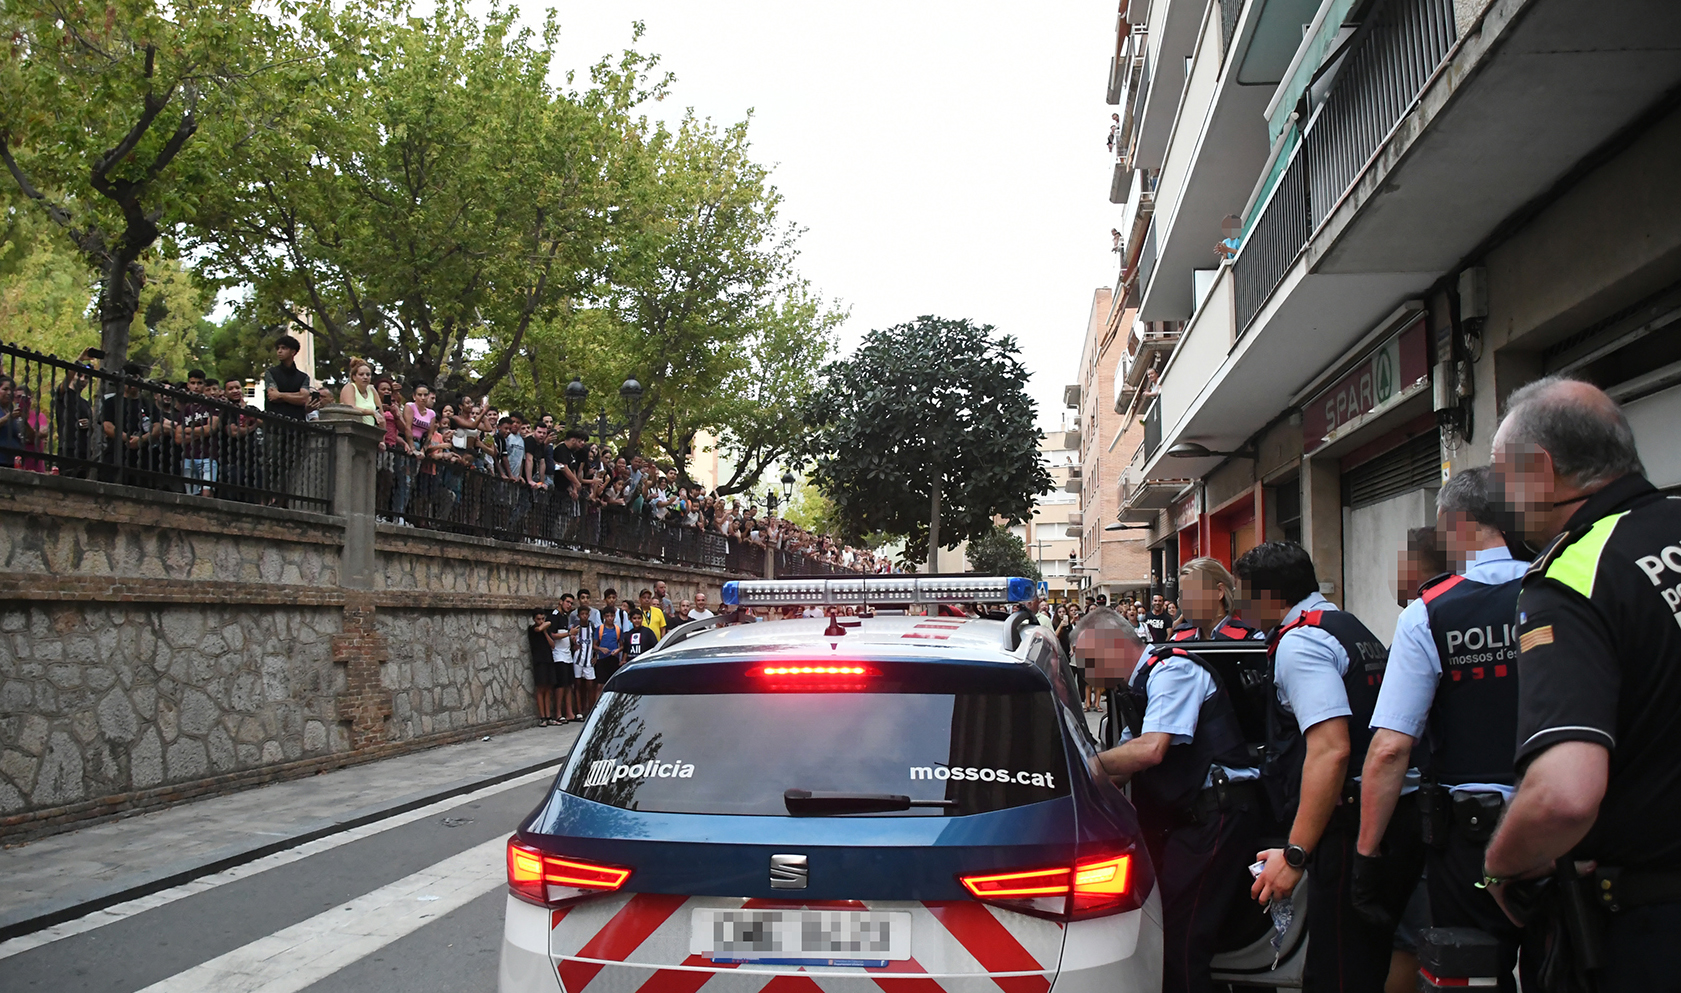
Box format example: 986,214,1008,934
499,576,1164,993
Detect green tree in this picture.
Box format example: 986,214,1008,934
798,316,1052,568
0,0,310,370
649,282,843,492
965,524,1043,581
601,112,798,460
204,1,661,392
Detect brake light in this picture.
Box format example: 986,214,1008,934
756,665,868,676
958,853,1136,920
507,837,631,907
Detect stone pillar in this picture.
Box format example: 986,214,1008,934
764,544,776,579
315,404,384,591
1300,454,1344,607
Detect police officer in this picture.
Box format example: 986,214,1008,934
1234,541,1420,992
1482,377,1681,992
1075,607,1263,993
1170,557,1267,642
1357,466,1528,992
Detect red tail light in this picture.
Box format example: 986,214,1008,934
959,853,1136,919
507,837,631,907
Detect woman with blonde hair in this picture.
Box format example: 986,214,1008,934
339,358,380,427
1170,557,1266,641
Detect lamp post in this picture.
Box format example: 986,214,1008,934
564,375,647,453
766,487,779,517
781,470,796,505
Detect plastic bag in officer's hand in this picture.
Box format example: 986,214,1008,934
1250,860,1295,966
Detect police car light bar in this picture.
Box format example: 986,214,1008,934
720,576,1036,607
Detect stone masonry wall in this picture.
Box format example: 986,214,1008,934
0,468,747,838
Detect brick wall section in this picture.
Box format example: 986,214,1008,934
0,468,753,839
332,596,392,750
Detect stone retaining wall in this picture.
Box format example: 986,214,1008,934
0,467,742,839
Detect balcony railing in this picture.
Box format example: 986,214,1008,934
1230,0,1456,337
1303,0,1457,227
1143,396,1162,460
1234,148,1310,334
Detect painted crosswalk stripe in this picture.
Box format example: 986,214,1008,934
133,834,508,993
0,766,557,962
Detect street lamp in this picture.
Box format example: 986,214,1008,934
781,470,796,504
565,375,649,452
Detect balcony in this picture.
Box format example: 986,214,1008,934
1134,0,1321,323
1064,424,1083,450
1064,466,1084,494
1063,383,1082,408
1131,0,1206,172
1115,320,1182,411
1139,0,1681,480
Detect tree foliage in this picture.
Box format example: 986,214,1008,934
201,0,654,393
966,524,1043,581
797,316,1053,565
0,0,307,368
1,0,840,498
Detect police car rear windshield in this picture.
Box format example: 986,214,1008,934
562,687,1071,816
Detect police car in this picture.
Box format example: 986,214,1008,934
499,576,1164,993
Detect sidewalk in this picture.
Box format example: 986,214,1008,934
0,723,580,941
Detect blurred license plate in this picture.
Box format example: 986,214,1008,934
690,908,912,966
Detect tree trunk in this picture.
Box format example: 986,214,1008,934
928,471,942,574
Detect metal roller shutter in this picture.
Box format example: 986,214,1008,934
1343,433,1441,509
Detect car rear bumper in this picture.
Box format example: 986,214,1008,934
502,895,563,993
500,891,1165,993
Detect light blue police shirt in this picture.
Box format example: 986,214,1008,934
1370,545,1528,799
1275,592,1419,790
1120,651,1259,785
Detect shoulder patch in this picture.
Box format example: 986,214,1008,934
1543,511,1629,598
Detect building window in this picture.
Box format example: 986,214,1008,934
1268,475,1302,546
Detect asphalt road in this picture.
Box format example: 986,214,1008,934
0,778,552,993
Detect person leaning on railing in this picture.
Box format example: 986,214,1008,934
99,363,167,487
52,368,95,474
220,378,263,500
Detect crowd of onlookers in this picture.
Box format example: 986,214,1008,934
336,344,892,572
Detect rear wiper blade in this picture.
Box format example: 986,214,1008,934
783,789,958,816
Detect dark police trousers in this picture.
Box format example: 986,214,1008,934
1306,793,1424,993
1600,901,1681,993
1427,820,1530,993
1146,782,1265,993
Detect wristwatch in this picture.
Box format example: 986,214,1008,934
1283,843,1309,870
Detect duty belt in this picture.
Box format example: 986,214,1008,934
1593,867,1681,913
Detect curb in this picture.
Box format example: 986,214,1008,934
0,749,570,944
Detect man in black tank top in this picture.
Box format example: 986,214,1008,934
1236,541,1410,993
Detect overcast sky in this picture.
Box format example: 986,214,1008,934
528,1,1123,428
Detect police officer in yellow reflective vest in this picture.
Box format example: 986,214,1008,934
1482,376,1681,992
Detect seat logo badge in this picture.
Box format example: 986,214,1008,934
770,854,809,890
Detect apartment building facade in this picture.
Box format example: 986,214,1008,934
1016,429,1082,601
1066,288,1153,604
1105,0,1681,637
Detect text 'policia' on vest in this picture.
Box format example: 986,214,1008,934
1419,571,1524,787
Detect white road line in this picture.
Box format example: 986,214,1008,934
0,766,558,961
132,834,507,993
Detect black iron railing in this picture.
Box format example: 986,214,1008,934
1234,148,1311,334
1302,0,1457,227
1230,0,1456,338
376,451,862,576
0,341,330,509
